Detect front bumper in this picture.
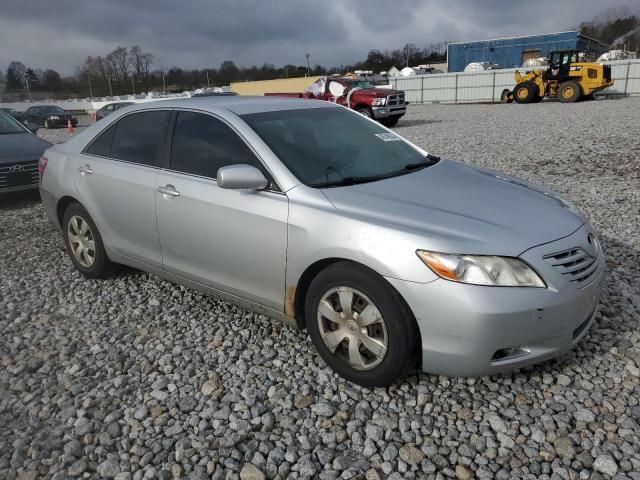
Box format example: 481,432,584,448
372,105,406,119
387,225,605,377
0,183,40,194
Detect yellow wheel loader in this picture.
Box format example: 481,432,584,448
501,50,614,104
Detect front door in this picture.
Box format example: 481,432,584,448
156,110,288,310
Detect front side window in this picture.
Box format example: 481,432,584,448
109,110,169,167
242,107,428,187
170,111,261,178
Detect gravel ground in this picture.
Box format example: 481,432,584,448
1,98,639,480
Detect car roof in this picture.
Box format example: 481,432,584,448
123,96,337,115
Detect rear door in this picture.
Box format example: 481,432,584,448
75,109,170,267
155,110,288,310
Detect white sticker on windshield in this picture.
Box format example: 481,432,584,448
375,132,401,142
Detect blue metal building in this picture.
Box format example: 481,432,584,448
447,31,610,72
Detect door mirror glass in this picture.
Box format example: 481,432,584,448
217,164,268,190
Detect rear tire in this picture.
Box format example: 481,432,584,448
305,262,418,387
513,82,536,104
62,203,118,278
558,81,581,103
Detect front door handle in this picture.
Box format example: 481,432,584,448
78,164,93,175
157,184,180,197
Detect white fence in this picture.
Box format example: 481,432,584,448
389,59,640,104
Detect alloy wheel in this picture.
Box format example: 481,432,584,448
317,286,388,370
67,215,96,268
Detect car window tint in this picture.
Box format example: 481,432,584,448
110,111,169,167
85,123,116,157
170,111,260,178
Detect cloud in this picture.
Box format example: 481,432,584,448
0,0,634,75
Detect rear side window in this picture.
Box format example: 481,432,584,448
85,123,116,157
109,110,169,167
170,111,261,178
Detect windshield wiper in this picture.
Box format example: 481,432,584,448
312,175,381,188
404,153,441,171
314,154,441,188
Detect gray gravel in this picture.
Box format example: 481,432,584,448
2,97,640,480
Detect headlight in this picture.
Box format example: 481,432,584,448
372,98,386,106
416,250,545,287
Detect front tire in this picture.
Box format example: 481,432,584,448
381,116,400,127
63,203,118,278
305,262,418,387
500,89,513,103
44,119,51,129
513,82,536,104
356,106,374,119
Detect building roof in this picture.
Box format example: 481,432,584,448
447,30,609,48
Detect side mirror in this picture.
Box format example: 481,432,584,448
217,164,268,190
27,123,40,134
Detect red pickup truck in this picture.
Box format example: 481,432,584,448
265,76,406,127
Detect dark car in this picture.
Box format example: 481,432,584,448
0,107,26,123
0,110,52,193
23,105,78,129
94,101,134,121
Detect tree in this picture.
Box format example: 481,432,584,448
41,69,62,89
129,46,154,90
5,61,26,90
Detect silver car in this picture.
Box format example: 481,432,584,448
39,97,604,386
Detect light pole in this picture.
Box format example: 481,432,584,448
306,53,310,76
87,76,93,97
206,70,210,87
162,70,166,93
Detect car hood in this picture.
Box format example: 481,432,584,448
321,160,584,256
352,88,401,98
0,133,52,161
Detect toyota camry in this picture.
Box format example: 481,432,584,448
39,97,604,386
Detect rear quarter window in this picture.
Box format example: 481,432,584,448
84,123,116,157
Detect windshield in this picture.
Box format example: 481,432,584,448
346,80,376,89
42,106,66,114
242,107,431,187
0,111,27,134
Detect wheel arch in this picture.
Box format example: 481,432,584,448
289,257,417,332
353,104,373,114
56,195,81,227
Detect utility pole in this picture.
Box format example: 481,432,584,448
162,71,166,93
87,76,93,97
25,76,31,100
131,75,135,94
206,70,210,87
106,76,113,96
305,53,310,76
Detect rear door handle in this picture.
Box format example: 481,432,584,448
78,164,93,175
157,184,180,197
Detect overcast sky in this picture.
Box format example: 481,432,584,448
0,0,636,75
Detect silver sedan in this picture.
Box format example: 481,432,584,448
39,97,604,386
